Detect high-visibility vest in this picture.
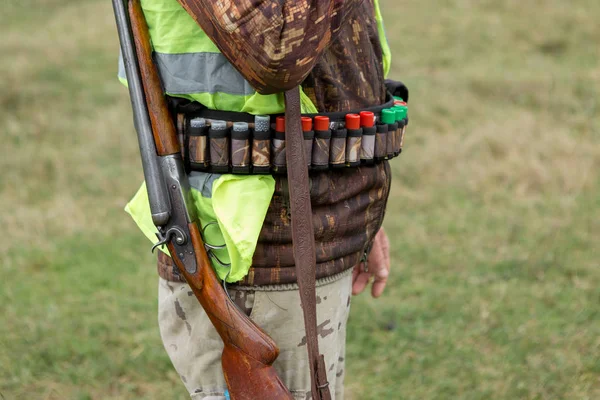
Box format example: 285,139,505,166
118,0,391,115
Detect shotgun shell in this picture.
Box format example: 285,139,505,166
272,116,287,173
301,117,313,132
188,117,209,171
276,115,285,133
208,120,229,173
345,114,362,167
252,115,271,174
330,124,347,168
374,123,388,161
381,109,397,159
254,115,270,133
360,111,375,128
314,115,330,131
359,111,376,164
301,116,314,167
394,105,408,152
231,122,251,174
312,116,331,170
393,105,406,154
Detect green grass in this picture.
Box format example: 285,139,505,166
1,1,599,399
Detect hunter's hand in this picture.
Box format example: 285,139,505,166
352,228,390,298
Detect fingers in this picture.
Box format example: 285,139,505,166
371,265,388,298
367,236,385,270
368,228,391,298
352,228,392,298
379,229,390,268
370,240,388,298
352,268,371,296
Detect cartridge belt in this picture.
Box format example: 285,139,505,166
169,93,409,175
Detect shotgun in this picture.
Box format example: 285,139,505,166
111,0,293,398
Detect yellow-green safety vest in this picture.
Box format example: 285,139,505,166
118,0,392,115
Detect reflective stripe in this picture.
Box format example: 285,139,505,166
118,1,388,110
189,171,220,199
118,51,256,97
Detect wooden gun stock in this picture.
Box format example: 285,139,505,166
127,0,293,398
168,224,291,399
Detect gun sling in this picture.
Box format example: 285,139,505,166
284,87,332,400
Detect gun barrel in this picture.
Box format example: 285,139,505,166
112,0,171,227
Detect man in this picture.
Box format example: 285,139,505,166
120,0,396,398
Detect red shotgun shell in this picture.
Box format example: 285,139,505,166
314,116,330,131
301,116,313,132
275,116,285,132
345,114,361,130
359,111,375,128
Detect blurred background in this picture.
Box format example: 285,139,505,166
1,0,599,399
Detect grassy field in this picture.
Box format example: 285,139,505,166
1,1,599,399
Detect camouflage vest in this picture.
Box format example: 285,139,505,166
159,161,391,286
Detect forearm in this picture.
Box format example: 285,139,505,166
177,0,363,94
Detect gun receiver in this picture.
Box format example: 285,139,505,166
112,0,293,398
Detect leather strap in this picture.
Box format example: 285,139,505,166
284,87,331,400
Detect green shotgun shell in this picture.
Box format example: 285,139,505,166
393,105,408,155
381,109,396,125
393,105,407,121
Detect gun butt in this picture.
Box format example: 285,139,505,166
222,345,294,400
169,222,292,396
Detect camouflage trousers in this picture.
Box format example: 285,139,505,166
158,269,353,400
